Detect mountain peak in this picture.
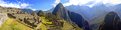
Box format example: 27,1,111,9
57,3,63,6
52,3,65,15
55,3,64,8
107,12,117,15
52,3,70,20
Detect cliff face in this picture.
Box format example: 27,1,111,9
99,12,121,30
52,3,70,20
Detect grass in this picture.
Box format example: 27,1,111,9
39,17,82,30
61,20,83,30
39,23,47,30
0,18,32,30
0,16,82,30
40,17,52,25
37,17,52,30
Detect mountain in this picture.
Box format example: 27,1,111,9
47,8,54,13
114,4,121,19
21,9,34,14
52,3,91,30
99,12,121,30
65,4,111,30
52,3,70,20
68,11,91,30
66,4,109,21
35,10,41,13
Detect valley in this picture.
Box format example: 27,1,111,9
0,1,121,30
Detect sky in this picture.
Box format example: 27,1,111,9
0,0,121,11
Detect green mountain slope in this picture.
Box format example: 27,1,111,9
0,18,32,30
0,5,82,30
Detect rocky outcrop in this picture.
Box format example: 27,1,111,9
0,13,8,27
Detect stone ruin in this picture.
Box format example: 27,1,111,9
0,6,41,29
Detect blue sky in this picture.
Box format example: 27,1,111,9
0,0,121,11
2,0,55,11
0,0,68,11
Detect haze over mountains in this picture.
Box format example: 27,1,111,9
48,3,121,30
0,0,121,30
18,3,121,30
48,3,121,20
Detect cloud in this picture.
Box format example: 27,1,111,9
0,0,30,8
63,0,94,6
63,0,121,7
52,0,60,7
20,3,29,8
109,0,121,4
28,7,37,11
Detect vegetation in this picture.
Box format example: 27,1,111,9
38,16,81,30
0,18,32,30
0,6,82,30
45,13,62,21
37,10,45,17
37,12,82,30
0,13,81,30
